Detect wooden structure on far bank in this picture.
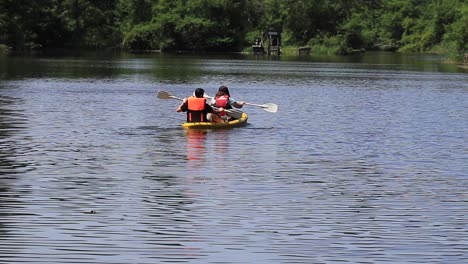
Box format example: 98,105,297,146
251,30,282,56
267,30,281,55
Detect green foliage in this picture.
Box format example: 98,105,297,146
61,0,121,48
123,23,161,50
0,0,465,60
245,30,264,46
441,3,468,61
307,34,343,55
398,0,462,52
0,44,10,54
375,4,404,50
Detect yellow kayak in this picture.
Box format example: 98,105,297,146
182,112,248,129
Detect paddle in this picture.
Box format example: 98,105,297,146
157,90,243,119
201,93,278,113
157,90,183,100
243,102,278,113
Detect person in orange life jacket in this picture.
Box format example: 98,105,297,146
210,86,245,120
177,88,224,123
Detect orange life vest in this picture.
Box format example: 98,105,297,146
187,97,207,122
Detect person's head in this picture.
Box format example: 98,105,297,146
218,85,230,96
194,88,205,98
215,91,225,97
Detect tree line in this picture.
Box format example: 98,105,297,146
0,0,466,61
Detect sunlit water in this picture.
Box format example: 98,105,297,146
0,52,467,263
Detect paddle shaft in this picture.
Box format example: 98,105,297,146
158,90,276,113
157,91,242,119
243,102,278,113
244,102,264,108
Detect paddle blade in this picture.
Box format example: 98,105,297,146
261,103,278,113
157,90,182,100
157,90,171,99
244,102,278,113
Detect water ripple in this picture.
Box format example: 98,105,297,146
0,55,467,263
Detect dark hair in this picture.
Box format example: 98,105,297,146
218,86,230,97
215,91,226,97
194,88,205,98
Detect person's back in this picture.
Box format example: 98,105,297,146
186,96,208,122
177,88,213,122
213,91,231,109
215,85,245,109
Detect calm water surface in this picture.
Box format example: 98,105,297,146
0,52,467,263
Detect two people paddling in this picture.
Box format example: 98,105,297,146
177,86,244,123
177,88,222,123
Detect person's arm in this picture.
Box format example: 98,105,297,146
177,98,188,112
230,98,245,108
209,98,216,106
206,104,219,113
207,104,227,122
207,104,225,117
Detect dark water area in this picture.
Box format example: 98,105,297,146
0,51,467,263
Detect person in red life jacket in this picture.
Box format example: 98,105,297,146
213,86,245,109
210,85,245,120
177,88,224,123
212,91,230,121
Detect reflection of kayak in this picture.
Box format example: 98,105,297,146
182,112,248,129
185,129,207,161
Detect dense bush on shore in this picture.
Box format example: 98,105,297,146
0,44,9,54
0,0,466,61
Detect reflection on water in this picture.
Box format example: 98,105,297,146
0,95,31,176
186,129,207,163
0,53,466,263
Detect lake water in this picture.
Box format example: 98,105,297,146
0,51,467,263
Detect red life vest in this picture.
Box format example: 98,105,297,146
187,97,207,122
215,95,230,108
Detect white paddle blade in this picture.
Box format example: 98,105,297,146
244,102,278,113
261,103,278,113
